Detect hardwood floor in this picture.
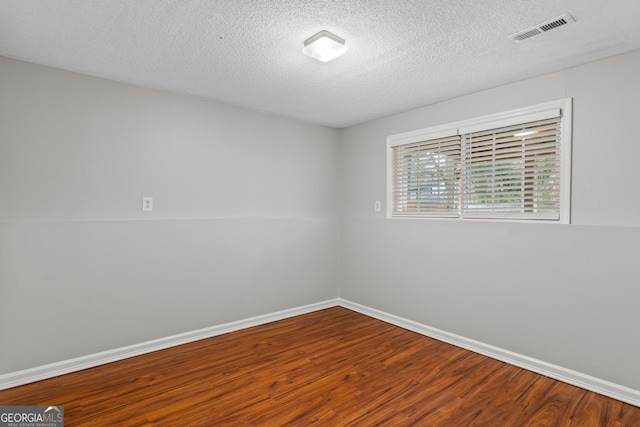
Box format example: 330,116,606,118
1,307,639,426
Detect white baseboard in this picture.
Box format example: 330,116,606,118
337,298,640,408
3,297,639,408
0,299,339,391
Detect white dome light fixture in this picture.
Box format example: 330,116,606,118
302,30,347,62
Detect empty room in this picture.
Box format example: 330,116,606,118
1,1,640,425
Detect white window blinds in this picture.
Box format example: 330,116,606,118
391,134,461,217
387,99,571,222
461,116,562,219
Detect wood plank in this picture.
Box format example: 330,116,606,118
0,307,638,426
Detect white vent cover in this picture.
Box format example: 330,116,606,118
509,13,576,42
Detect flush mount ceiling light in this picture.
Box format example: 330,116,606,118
302,30,347,62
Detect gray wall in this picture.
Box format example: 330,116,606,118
3,49,640,393
0,57,340,374
339,50,640,390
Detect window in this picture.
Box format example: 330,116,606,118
387,99,572,223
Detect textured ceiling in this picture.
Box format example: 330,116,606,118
1,0,640,128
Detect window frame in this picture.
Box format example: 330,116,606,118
386,98,572,224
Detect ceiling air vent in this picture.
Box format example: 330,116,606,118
509,13,575,42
